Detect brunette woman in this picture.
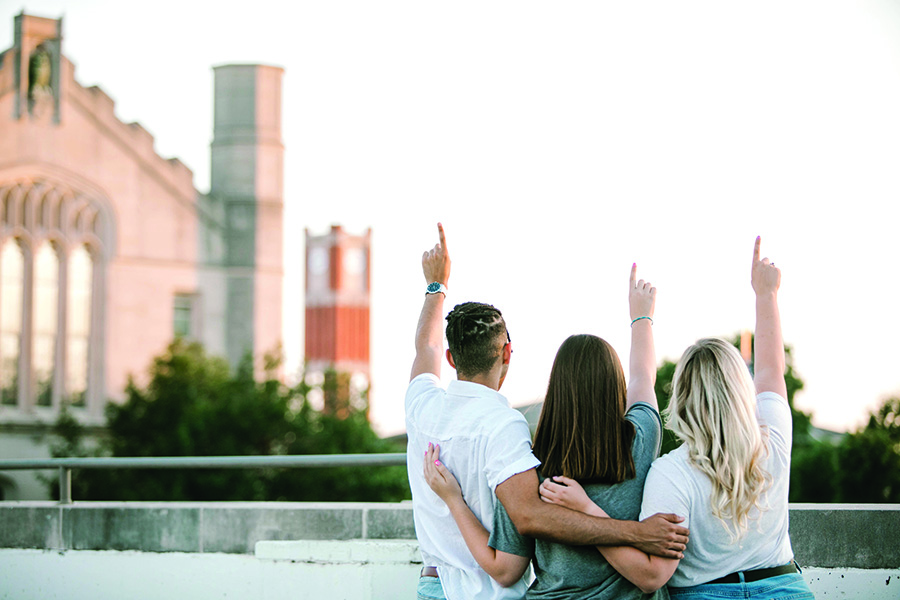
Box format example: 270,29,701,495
425,264,669,599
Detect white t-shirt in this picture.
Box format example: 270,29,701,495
639,391,795,588
405,373,541,600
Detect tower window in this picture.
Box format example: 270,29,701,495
173,294,199,340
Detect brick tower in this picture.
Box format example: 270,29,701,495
305,226,371,416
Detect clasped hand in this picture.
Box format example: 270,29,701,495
424,443,462,504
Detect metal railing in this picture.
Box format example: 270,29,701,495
0,453,408,504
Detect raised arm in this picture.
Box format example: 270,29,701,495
410,223,452,381
494,469,688,558
539,476,679,593
423,444,530,587
627,264,658,411
751,237,787,398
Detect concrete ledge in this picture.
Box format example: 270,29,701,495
0,547,895,600
0,501,414,554
789,504,900,569
255,539,421,564
254,540,422,600
1,501,898,570
805,568,900,599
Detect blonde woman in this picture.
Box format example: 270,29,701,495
541,238,814,599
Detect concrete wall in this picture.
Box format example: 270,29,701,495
0,501,416,554
0,502,897,599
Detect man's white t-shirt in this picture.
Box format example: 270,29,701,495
640,391,795,588
405,373,541,600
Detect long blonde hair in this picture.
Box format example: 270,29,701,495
664,338,772,540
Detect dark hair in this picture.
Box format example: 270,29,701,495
445,302,508,378
532,334,636,484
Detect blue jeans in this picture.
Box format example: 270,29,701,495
668,572,814,599
417,575,446,600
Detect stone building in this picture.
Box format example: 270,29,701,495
0,13,284,499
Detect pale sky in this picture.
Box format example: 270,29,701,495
3,0,900,436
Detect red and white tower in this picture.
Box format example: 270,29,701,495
304,226,371,415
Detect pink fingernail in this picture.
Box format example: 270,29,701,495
435,460,441,466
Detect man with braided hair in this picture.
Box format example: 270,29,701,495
443,302,511,383
406,224,689,600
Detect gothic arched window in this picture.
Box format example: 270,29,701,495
0,178,112,414
0,239,24,406
66,245,92,406
32,241,59,406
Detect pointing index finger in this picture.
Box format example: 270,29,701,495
437,223,448,254
630,263,637,288
753,236,761,264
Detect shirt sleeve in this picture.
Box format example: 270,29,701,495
639,457,692,528
488,494,534,558
404,373,441,418
756,391,792,462
483,414,541,492
626,402,663,470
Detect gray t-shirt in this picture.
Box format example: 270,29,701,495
489,402,669,600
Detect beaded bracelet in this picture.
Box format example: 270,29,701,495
631,316,653,327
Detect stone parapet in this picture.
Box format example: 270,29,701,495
0,501,415,554
0,501,898,568
0,502,897,600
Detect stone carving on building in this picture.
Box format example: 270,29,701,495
27,43,53,113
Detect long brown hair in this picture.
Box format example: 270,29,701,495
532,334,636,484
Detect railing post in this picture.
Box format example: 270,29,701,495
58,466,72,504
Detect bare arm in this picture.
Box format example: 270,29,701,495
751,237,788,398
423,444,530,587
494,469,688,558
628,264,658,411
410,224,451,381
539,476,679,593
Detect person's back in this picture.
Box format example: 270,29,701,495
406,373,536,598
641,388,793,587
492,403,668,599
636,239,813,599
492,270,669,599
406,225,539,599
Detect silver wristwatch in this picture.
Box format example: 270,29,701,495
426,282,448,296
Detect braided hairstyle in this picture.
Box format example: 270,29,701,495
445,302,508,378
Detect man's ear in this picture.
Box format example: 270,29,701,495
446,349,456,369
502,342,512,365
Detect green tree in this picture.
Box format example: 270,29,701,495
48,340,410,502
832,397,900,503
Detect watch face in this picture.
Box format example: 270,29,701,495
427,282,442,293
